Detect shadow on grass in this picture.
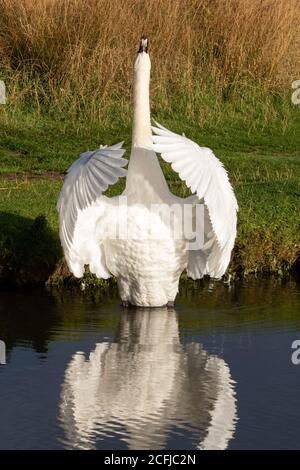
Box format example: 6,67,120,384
0,212,61,288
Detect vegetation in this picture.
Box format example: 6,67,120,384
0,0,299,286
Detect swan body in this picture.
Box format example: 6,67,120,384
57,38,238,307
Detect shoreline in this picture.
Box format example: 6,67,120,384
0,252,299,291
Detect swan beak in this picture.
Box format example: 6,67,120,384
138,36,148,53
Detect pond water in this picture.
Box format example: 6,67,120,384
0,278,300,450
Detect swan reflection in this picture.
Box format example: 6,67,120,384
59,308,237,450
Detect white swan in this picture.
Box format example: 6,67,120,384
57,37,238,307
59,308,237,450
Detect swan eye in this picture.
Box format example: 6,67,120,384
138,36,148,53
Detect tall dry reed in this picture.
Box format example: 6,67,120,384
0,0,299,119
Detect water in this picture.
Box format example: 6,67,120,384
0,278,300,450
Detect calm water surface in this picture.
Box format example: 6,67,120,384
0,279,300,450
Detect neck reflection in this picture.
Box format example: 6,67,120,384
59,308,237,450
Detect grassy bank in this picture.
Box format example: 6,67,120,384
0,100,299,287
0,0,299,287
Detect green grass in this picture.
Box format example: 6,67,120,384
0,92,300,286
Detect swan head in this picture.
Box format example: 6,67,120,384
138,36,148,53
133,36,151,77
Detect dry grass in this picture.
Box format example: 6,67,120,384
0,0,299,119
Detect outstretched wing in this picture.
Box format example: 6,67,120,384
57,142,127,277
152,123,238,279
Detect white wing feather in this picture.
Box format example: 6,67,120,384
152,122,238,279
57,142,127,277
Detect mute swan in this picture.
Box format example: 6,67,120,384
59,308,237,450
57,37,238,307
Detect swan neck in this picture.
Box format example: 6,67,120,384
132,52,151,147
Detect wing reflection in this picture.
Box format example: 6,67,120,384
59,308,237,450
